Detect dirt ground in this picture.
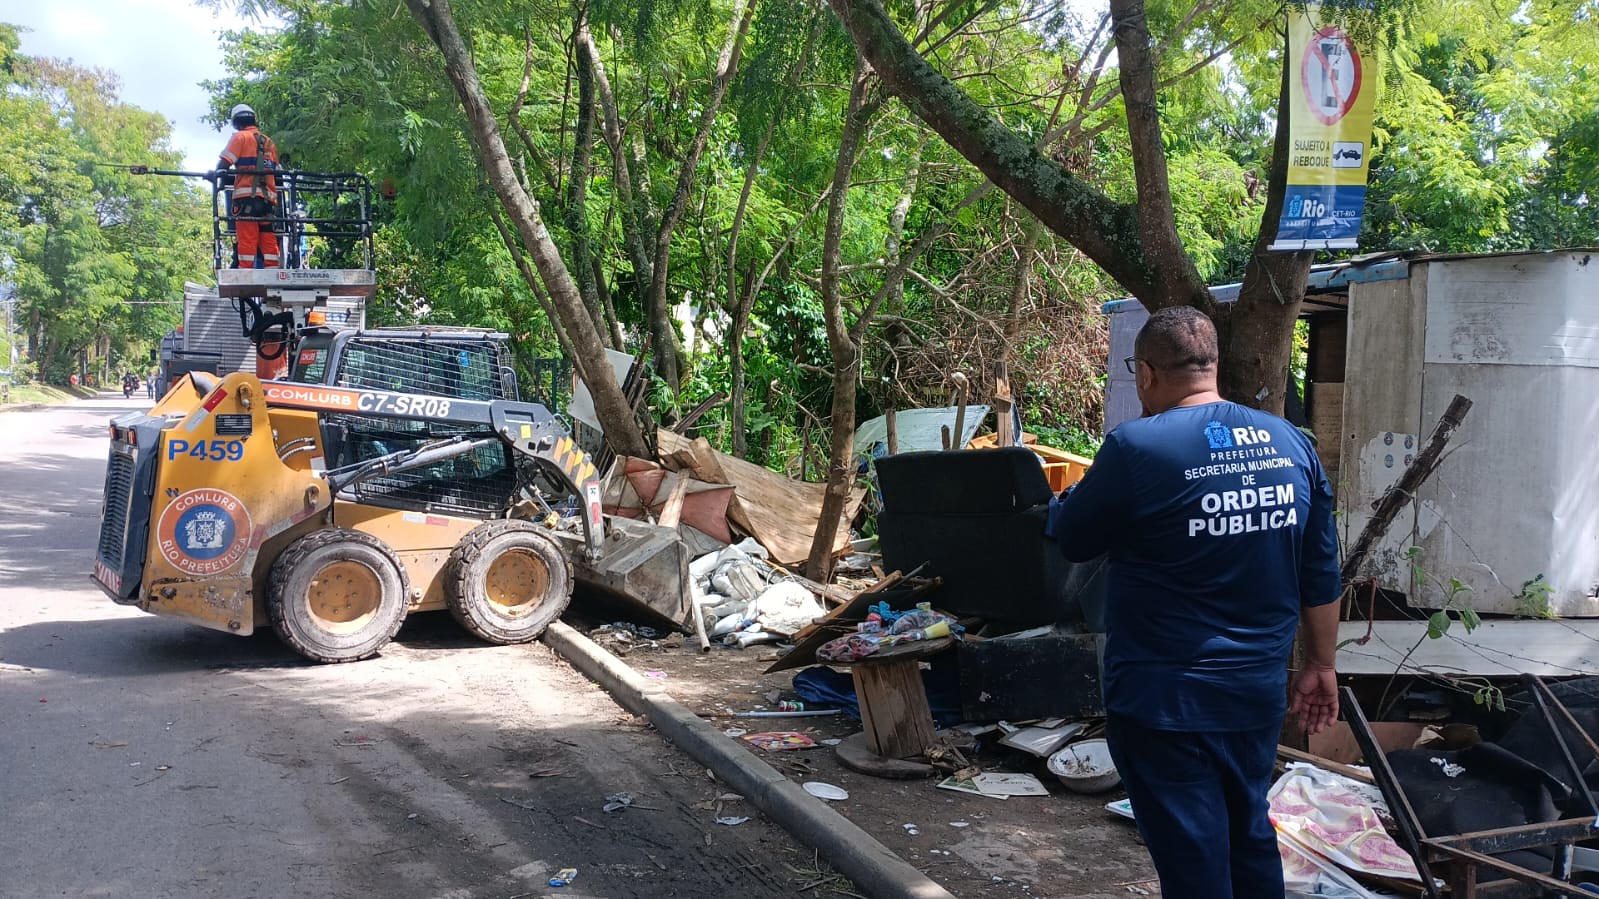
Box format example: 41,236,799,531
574,620,1162,899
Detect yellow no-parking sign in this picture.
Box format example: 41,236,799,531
1270,2,1379,251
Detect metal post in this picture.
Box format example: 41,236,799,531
1340,686,1444,899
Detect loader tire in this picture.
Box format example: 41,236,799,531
267,528,409,663
445,520,571,645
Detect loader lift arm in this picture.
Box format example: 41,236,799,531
257,380,605,561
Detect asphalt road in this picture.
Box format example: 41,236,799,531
0,393,814,899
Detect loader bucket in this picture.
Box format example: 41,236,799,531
563,516,690,628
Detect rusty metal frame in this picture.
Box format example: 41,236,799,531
1340,685,1444,899
1341,679,1599,899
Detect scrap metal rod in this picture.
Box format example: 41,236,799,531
1425,843,1582,895
1523,676,1596,889
1339,685,1443,899
1530,675,1599,779
1427,817,1599,855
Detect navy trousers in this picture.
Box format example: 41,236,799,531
1105,715,1285,899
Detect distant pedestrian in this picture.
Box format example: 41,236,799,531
213,103,280,269
1046,306,1341,899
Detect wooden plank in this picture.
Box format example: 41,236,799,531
655,429,865,566
789,572,906,643
654,476,690,530
1276,745,1375,784
853,657,937,759
1026,444,1092,466
1340,394,1472,584
1336,620,1599,676
672,390,728,434
993,362,1014,447
1308,721,1430,766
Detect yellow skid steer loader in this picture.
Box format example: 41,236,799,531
92,328,675,663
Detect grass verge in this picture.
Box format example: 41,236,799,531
1,383,97,408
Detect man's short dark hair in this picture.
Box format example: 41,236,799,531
1134,306,1218,373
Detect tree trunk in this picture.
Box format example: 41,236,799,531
1001,216,1041,362
487,200,580,367
881,135,926,310
568,19,608,344
578,25,655,312
804,67,876,582
728,269,753,458
1217,49,1314,414
591,255,626,348
726,117,779,459
645,0,756,394
405,0,648,457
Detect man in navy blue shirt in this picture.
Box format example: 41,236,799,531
1047,307,1341,898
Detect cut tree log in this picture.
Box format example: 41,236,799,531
1340,394,1473,584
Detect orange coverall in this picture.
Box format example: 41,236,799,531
218,127,280,269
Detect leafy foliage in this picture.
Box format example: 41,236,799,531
0,26,209,384
10,0,1592,471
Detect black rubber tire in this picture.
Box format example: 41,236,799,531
445,520,572,645
266,528,409,663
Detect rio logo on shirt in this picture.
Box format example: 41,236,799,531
155,489,254,576
1204,420,1276,450
1204,421,1233,449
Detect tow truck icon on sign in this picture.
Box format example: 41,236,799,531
1332,141,1364,167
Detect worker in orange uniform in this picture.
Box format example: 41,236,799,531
212,104,280,269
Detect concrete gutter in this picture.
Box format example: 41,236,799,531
543,621,956,899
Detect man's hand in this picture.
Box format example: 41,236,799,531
1289,664,1339,735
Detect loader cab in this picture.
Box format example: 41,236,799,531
288,327,519,401
283,328,554,519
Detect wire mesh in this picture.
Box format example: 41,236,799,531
326,335,519,516
335,336,511,400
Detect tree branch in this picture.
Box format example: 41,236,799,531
826,0,1162,307
1109,0,1211,311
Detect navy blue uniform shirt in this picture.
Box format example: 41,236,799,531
1046,401,1340,732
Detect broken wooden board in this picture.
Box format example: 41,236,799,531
656,429,865,566
966,434,1092,492
604,455,736,543
788,572,906,643
764,575,942,675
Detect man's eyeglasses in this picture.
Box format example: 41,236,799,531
1123,356,1139,374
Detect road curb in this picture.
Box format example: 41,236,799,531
0,403,46,414
543,621,956,899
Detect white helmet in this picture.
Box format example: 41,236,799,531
229,103,256,126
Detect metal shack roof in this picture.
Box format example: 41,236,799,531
1099,247,1599,315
